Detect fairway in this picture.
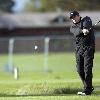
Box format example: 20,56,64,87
0,52,100,100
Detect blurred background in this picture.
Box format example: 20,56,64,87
0,0,100,82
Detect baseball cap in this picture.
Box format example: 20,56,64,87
70,11,79,19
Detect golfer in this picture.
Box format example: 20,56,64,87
70,11,95,95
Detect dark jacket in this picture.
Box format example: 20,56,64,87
70,16,95,47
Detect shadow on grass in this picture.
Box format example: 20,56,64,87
0,88,81,97
54,87,81,95
0,87,100,97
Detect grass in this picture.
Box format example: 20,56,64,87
0,52,100,99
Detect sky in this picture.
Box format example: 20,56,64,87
13,0,30,12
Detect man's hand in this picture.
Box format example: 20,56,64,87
72,19,76,24
82,29,89,35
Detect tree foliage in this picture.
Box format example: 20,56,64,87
0,0,15,13
25,0,100,12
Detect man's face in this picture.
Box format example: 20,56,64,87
71,15,80,24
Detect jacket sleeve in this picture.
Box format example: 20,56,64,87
83,16,92,30
70,25,82,36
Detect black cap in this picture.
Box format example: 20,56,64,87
70,11,79,19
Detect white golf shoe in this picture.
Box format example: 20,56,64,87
77,92,86,96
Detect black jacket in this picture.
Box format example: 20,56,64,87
70,16,95,47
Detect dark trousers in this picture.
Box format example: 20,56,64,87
75,46,95,92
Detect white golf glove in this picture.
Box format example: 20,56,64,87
82,29,89,35
72,19,76,24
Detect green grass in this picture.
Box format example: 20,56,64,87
0,52,100,100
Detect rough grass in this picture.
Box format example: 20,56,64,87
0,52,100,99
0,80,100,100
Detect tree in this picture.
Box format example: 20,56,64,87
24,0,100,12
0,0,15,13
24,0,68,12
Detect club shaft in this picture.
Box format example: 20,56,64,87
95,21,100,26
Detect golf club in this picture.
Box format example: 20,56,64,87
89,20,100,30
94,20,100,26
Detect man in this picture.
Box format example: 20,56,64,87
70,11,95,95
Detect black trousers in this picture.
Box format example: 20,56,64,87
75,46,95,92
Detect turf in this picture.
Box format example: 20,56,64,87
0,52,100,99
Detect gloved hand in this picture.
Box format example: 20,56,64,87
72,19,76,24
82,29,89,35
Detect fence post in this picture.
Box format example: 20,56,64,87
8,38,14,72
44,37,50,72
